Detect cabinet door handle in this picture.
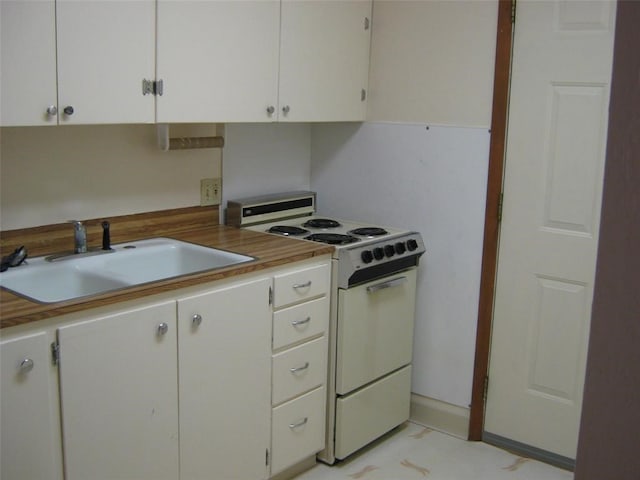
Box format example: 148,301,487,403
289,362,309,373
63,105,74,116
19,358,34,373
46,105,57,116
291,316,311,327
157,322,169,336
282,105,290,115
289,417,308,429
266,105,275,115
192,314,202,327
366,276,407,294
293,281,312,289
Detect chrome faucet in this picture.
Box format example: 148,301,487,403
70,220,87,253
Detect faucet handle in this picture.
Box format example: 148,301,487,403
101,221,111,251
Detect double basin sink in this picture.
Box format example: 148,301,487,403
0,238,254,304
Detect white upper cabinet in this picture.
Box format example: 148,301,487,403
56,0,156,124
0,0,155,126
157,0,372,123
278,0,372,122
0,0,57,126
156,0,280,123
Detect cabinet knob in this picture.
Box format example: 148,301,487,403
266,105,275,115
46,105,57,116
19,358,34,373
63,106,74,116
192,314,202,327
157,322,169,336
282,105,290,115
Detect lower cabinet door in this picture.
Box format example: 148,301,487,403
335,365,411,460
271,386,326,475
177,277,272,480
57,301,179,480
1,331,63,480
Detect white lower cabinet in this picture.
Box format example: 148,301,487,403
57,301,179,480
1,331,63,480
177,277,272,480
270,260,330,475
0,256,331,480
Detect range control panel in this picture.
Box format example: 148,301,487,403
336,233,426,289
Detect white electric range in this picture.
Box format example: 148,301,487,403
227,191,425,464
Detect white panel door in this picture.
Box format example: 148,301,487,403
156,0,280,123
1,332,63,480
0,0,57,126
177,278,272,480
56,0,156,124
485,0,616,459
58,301,179,480
279,0,372,121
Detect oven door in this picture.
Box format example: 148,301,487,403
335,268,417,395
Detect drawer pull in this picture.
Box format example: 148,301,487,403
293,281,312,289
289,417,308,429
291,316,311,327
289,362,310,373
366,276,408,294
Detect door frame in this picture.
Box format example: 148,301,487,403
468,0,514,441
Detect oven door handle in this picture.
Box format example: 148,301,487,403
366,276,408,294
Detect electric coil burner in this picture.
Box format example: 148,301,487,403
267,225,309,236
226,191,425,465
303,218,342,229
304,233,360,245
348,227,388,237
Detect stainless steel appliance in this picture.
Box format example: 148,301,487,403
227,191,425,463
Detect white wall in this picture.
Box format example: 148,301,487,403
310,0,498,408
0,124,221,230
220,123,312,222
311,122,489,407
368,0,498,127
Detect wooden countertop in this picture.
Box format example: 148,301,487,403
0,207,333,329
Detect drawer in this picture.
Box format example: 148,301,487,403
273,296,329,350
271,386,326,475
272,336,327,405
273,263,330,308
335,365,411,460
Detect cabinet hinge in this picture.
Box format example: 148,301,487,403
265,448,270,466
497,192,504,222
511,0,517,24
483,375,489,402
268,286,273,306
361,89,367,102
51,342,60,366
364,17,370,30
142,79,164,96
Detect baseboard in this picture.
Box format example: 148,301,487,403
410,394,470,439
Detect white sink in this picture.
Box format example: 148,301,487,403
0,238,254,303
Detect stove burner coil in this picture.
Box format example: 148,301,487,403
348,227,389,237
304,233,360,245
303,218,342,229
267,225,309,236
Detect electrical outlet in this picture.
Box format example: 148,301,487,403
200,178,221,206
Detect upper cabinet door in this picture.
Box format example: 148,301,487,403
278,0,372,122
56,0,156,125
0,0,57,126
156,0,280,123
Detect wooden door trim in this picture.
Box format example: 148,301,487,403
468,0,514,441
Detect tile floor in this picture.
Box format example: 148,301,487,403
295,422,574,480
